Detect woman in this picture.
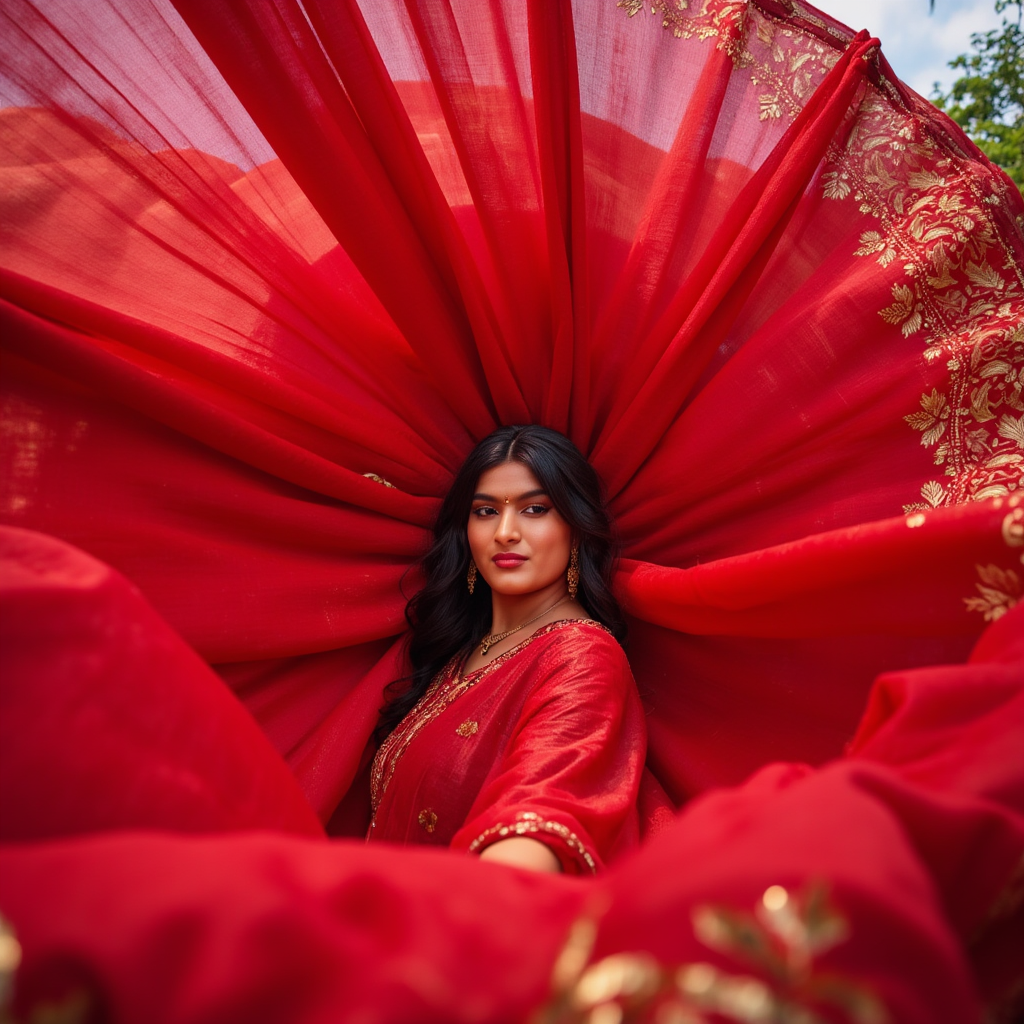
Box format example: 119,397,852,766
367,425,646,874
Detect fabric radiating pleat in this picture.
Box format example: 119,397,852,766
2,0,1022,814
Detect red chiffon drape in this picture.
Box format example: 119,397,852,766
1,0,1022,1021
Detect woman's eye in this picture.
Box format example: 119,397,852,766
471,506,498,517
523,504,549,515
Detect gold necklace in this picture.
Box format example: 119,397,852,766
479,596,568,656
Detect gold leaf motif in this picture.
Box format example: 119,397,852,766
855,230,885,255
822,171,851,200
920,480,947,507
979,360,1013,379
908,169,946,190
964,563,1022,621
901,310,923,337
970,381,998,423
997,413,1024,447
965,261,1003,290
536,882,889,1024
759,93,783,120
879,284,914,325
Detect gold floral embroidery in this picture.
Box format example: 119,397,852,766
617,1,841,121
456,720,479,737
535,882,888,1024
617,0,747,45
468,811,598,874
417,808,438,833
617,1,1024,511
819,83,1024,512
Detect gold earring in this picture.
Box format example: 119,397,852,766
467,560,478,595
567,545,579,600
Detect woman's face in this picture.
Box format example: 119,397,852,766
467,461,572,599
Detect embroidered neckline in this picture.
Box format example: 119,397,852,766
460,617,609,684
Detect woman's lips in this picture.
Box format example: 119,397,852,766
492,554,527,568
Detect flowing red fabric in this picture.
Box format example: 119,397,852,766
0,0,1022,1020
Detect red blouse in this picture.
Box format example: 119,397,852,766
367,620,646,873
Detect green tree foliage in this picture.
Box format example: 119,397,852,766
931,0,1024,190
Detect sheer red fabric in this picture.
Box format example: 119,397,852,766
1,0,1022,1020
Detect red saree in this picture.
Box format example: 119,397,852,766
368,620,645,872
0,0,1022,1020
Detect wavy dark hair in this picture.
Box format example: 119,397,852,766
374,425,626,744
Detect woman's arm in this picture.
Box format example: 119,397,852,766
452,628,646,874
478,836,561,872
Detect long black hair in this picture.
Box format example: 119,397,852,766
373,425,626,744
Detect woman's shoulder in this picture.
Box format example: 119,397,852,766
528,618,629,669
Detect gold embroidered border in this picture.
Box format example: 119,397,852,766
369,654,469,817
615,1,1024,513
467,811,598,874
616,0,841,122
820,86,1024,513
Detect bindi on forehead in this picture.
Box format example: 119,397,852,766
472,487,548,503
473,462,548,505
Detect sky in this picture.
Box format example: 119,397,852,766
810,0,1007,99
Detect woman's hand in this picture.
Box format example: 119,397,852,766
478,836,561,873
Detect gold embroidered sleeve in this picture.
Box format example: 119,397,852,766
466,811,598,875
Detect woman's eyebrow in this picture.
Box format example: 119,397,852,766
472,489,549,501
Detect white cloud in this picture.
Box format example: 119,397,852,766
810,0,1006,98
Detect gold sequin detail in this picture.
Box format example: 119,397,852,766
468,811,597,874
456,720,479,737
362,472,396,488
418,809,438,833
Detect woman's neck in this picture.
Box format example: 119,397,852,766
487,580,570,635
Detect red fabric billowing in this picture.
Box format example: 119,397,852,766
1,0,1023,1019
0,527,322,841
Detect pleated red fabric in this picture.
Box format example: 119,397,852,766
1,0,1022,1020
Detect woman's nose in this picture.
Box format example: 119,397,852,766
494,507,520,542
